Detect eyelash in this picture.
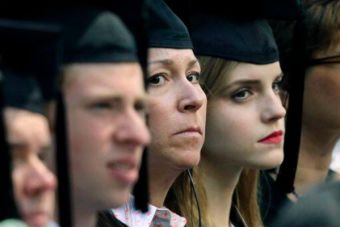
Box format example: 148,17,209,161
231,88,253,102
146,73,167,87
272,78,283,93
187,72,200,84
147,71,201,88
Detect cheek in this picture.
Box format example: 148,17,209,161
204,104,254,155
68,111,110,153
304,70,340,120
148,98,173,141
12,168,26,199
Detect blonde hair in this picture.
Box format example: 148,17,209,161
182,56,262,227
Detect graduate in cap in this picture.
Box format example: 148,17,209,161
0,19,61,227
168,3,288,226
50,8,151,227
1,4,152,226
259,0,340,225
112,0,207,226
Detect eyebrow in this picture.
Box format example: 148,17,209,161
225,73,283,90
84,94,148,106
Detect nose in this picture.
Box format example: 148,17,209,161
115,109,151,147
178,80,207,113
24,160,56,197
261,91,286,123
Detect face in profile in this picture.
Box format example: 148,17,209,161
303,41,340,133
63,63,150,209
147,48,207,170
203,62,286,169
6,108,56,227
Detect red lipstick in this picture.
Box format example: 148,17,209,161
258,130,283,144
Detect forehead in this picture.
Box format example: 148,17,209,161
148,48,197,63
63,63,145,99
227,61,281,81
5,108,50,144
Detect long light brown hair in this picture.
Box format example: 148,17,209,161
172,56,262,227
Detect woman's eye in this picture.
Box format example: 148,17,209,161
187,72,200,84
147,74,166,87
231,88,252,102
273,78,283,93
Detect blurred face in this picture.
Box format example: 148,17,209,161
203,62,286,169
63,63,150,209
147,48,207,170
303,40,340,134
6,108,56,227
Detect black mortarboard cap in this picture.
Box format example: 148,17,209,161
165,0,302,26
38,8,139,64
146,0,193,49
0,19,61,101
3,72,44,114
0,7,139,64
190,15,279,64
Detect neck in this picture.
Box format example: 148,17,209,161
73,208,97,227
295,124,339,195
148,154,183,208
73,204,96,227
200,156,243,227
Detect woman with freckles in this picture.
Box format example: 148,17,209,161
112,0,206,226
179,12,286,227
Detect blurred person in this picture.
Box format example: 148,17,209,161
36,8,151,227
5,108,57,227
260,0,340,224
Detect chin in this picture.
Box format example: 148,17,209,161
26,216,49,227
257,151,284,170
175,154,201,169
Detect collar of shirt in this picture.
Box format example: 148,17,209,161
112,196,186,227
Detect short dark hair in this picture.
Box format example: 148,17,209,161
304,0,340,57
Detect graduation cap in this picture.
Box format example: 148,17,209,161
189,16,279,64
0,19,62,221
3,72,45,114
146,0,193,49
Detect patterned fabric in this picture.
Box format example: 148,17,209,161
112,196,186,227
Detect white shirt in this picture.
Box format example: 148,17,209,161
112,197,186,227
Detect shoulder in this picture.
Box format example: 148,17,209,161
271,181,340,227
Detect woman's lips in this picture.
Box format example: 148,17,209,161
258,130,284,144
